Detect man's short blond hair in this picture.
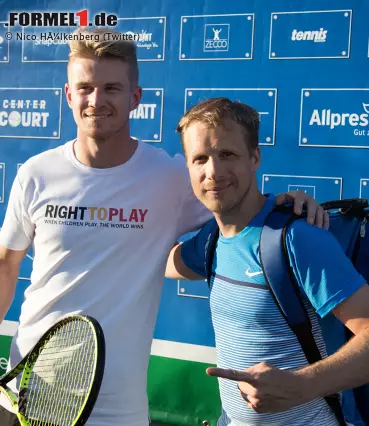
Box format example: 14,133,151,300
68,28,139,86
177,97,260,153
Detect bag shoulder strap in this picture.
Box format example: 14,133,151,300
204,219,219,287
259,206,346,426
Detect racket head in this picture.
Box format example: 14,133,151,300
17,314,105,426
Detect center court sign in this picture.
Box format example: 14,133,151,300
299,89,369,148
0,88,62,139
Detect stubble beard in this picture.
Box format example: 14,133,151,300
203,182,253,216
82,115,129,144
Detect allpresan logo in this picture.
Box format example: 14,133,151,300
309,103,369,131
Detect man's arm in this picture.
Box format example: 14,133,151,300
165,243,205,280
294,283,369,399
165,218,213,280
0,245,28,323
0,170,35,323
166,191,329,280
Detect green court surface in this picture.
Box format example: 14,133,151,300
148,355,221,426
0,335,12,376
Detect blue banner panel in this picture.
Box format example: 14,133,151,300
177,279,209,299
0,88,62,139
0,23,10,63
22,27,75,62
115,17,166,61
19,251,33,281
360,179,369,199
0,163,4,203
286,184,316,198
300,88,369,148
153,228,214,345
154,277,215,346
270,10,352,59
180,13,254,60
129,88,163,142
185,88,277,145
262,174,343,202
21,18,166,62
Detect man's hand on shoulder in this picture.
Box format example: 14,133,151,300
275,190,329,229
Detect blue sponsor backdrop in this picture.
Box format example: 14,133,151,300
115,17,166,61
185,88,277,145
262,174,343,200
0,88,62,138
270,10,352,59
22,27,74,62
180,13,254,60
130,88,164,142
0,23,10,63
0,0,369,421
300,88,369,148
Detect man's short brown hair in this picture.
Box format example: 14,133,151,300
68,28,139,87
177,97,260,152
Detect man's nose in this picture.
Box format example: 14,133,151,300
88,89,105,108
205,157,225,181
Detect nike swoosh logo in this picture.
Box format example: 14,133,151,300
245,268,263,277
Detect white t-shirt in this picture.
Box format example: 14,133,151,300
0,139,212,426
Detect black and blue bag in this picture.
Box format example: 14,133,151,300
204,198,369,426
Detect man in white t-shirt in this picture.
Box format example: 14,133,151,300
0,28,327,426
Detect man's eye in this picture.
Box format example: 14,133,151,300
194,156,207,163
221,152,235,158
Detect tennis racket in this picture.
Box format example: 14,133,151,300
0,314,105,426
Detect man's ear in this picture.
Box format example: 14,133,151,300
251,147,261,173
130,86,142,112
65,83,72,109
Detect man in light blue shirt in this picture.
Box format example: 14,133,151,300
165,97,369,426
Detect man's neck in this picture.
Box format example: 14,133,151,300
74,130,137,169
216,189,267,238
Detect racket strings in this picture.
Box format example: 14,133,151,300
22,319,97,426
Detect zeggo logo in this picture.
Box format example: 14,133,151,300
309,103,369,130
291,28,327,43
